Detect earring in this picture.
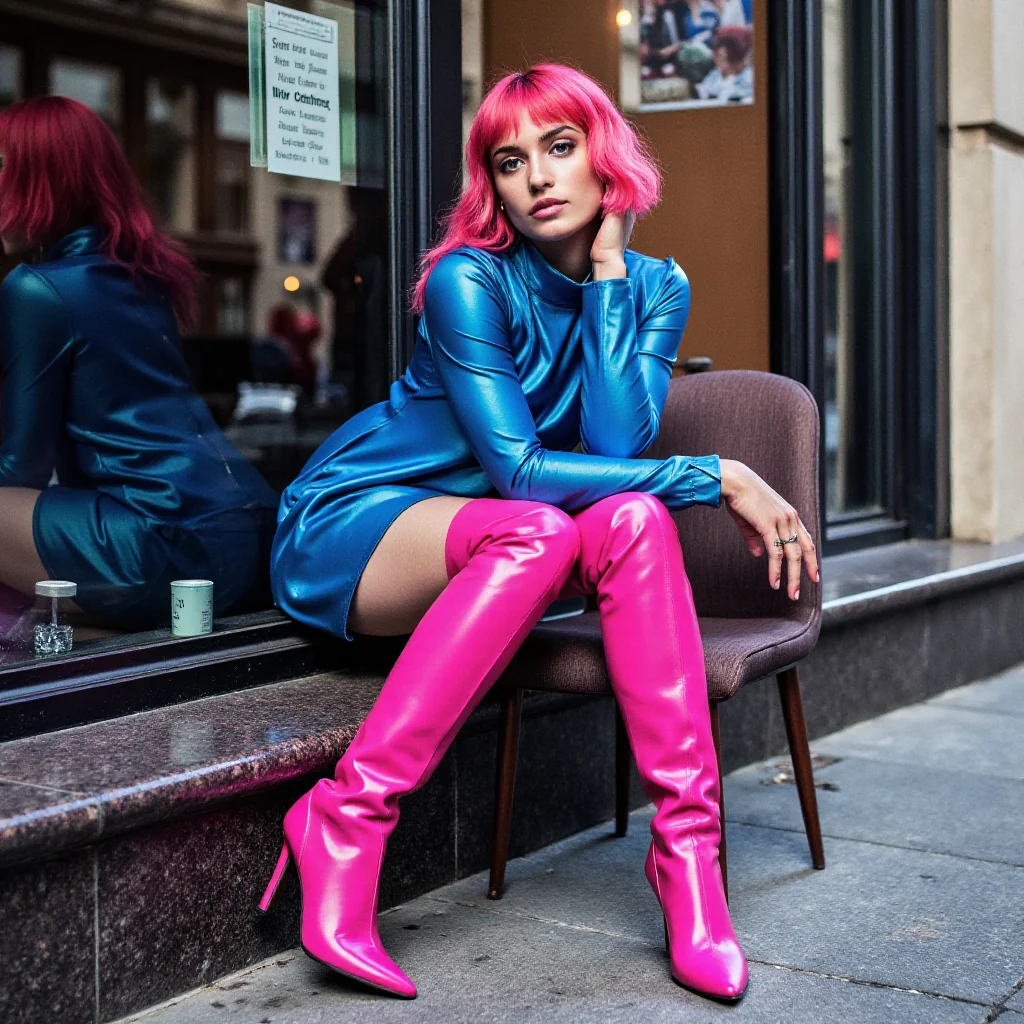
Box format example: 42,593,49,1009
499,202,505,212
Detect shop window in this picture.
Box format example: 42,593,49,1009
0,0,417,683
0,45,22,112
146,79,197,234
49,59,123,131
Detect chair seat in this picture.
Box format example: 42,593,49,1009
502,611,817,702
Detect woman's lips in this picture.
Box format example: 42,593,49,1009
531,201,567,219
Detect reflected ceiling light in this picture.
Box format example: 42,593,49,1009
284,275,301,292
616,9,632,26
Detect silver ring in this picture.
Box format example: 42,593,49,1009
773,534,799,547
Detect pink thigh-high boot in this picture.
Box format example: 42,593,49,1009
259,498,580,997
562,491,748,1002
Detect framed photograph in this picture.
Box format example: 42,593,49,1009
277,197,318,264
619,0,754,113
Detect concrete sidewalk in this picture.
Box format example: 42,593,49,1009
123,665,1024,1023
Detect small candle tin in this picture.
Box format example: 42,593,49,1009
170,579,214,637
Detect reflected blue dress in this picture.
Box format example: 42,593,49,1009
0,226,279,627
272,237,722,641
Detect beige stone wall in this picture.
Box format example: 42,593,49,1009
948,0,1024,542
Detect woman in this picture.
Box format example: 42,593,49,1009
266,64,818,1003
0,96,278,632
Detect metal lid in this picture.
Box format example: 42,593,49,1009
35,580,78,598
170,579,214,588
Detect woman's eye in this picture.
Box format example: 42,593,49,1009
500,157,522,173
552,140,575,155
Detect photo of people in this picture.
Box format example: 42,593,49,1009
620,0,754,112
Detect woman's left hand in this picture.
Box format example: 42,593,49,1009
719,458,820,600
591,209,636,270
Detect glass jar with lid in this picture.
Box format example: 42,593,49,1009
33,580,77,656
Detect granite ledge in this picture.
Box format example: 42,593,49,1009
0,674,588,871
821,538,1024,629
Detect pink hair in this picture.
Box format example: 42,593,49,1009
408,63,661,314
0,96,200,327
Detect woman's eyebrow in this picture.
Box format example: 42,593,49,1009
536,123,577,142
491,124,579,159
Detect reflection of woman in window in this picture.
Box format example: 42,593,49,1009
266,65,818,1003
0,97,278,634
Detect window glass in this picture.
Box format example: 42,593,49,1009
49,59,123,129
0,45,22,112
215,141,251,234
822,0,884,519
0,0,392,666
146,79,197,234
216,90,251,143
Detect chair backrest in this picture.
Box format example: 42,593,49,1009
648,370,822,628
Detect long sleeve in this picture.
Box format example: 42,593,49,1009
423,251,720,513
579,261,690,458
0,266,73,487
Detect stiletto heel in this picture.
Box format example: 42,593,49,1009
258,842,291,914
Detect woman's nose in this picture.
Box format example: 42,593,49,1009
528,159,554,191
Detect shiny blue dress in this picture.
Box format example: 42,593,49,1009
272,237,721,641
0,226,279,627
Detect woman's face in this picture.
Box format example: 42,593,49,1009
713,46,743,76
0,152,31,257
490,118,605,245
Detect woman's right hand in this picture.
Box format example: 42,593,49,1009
719,458,819,600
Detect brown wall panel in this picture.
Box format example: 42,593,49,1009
483,0,770,371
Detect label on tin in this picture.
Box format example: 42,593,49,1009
171,581,214,637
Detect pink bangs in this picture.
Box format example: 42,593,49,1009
408,63,661,314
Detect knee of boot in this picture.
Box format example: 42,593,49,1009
610,492,676,538
514,504,581,575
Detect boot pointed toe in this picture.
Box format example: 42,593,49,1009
302,935,417,998
670,942,748,1002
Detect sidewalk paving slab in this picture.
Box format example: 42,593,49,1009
1007,985,1024,1013
812,704,1024,781
435,810,1023,1005
927,665,1024,717
121,903,991,1024
724,756,1024,866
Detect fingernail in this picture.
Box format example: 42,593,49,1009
773,579,780,590
816,571,821,583
795,589,800,600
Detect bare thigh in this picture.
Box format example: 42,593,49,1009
0,488,49,595
348,495,474,636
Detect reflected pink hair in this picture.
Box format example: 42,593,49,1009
409,63,661,314
0,96,199,327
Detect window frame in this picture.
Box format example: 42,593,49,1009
768,0,949,555
0,0,464,733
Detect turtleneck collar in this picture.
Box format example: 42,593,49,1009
44,225,106,262
512,235,593,308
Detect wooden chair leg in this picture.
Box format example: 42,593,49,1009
614,703,631,837
488,689,524,899
710,702,727,902
777,667,826,869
